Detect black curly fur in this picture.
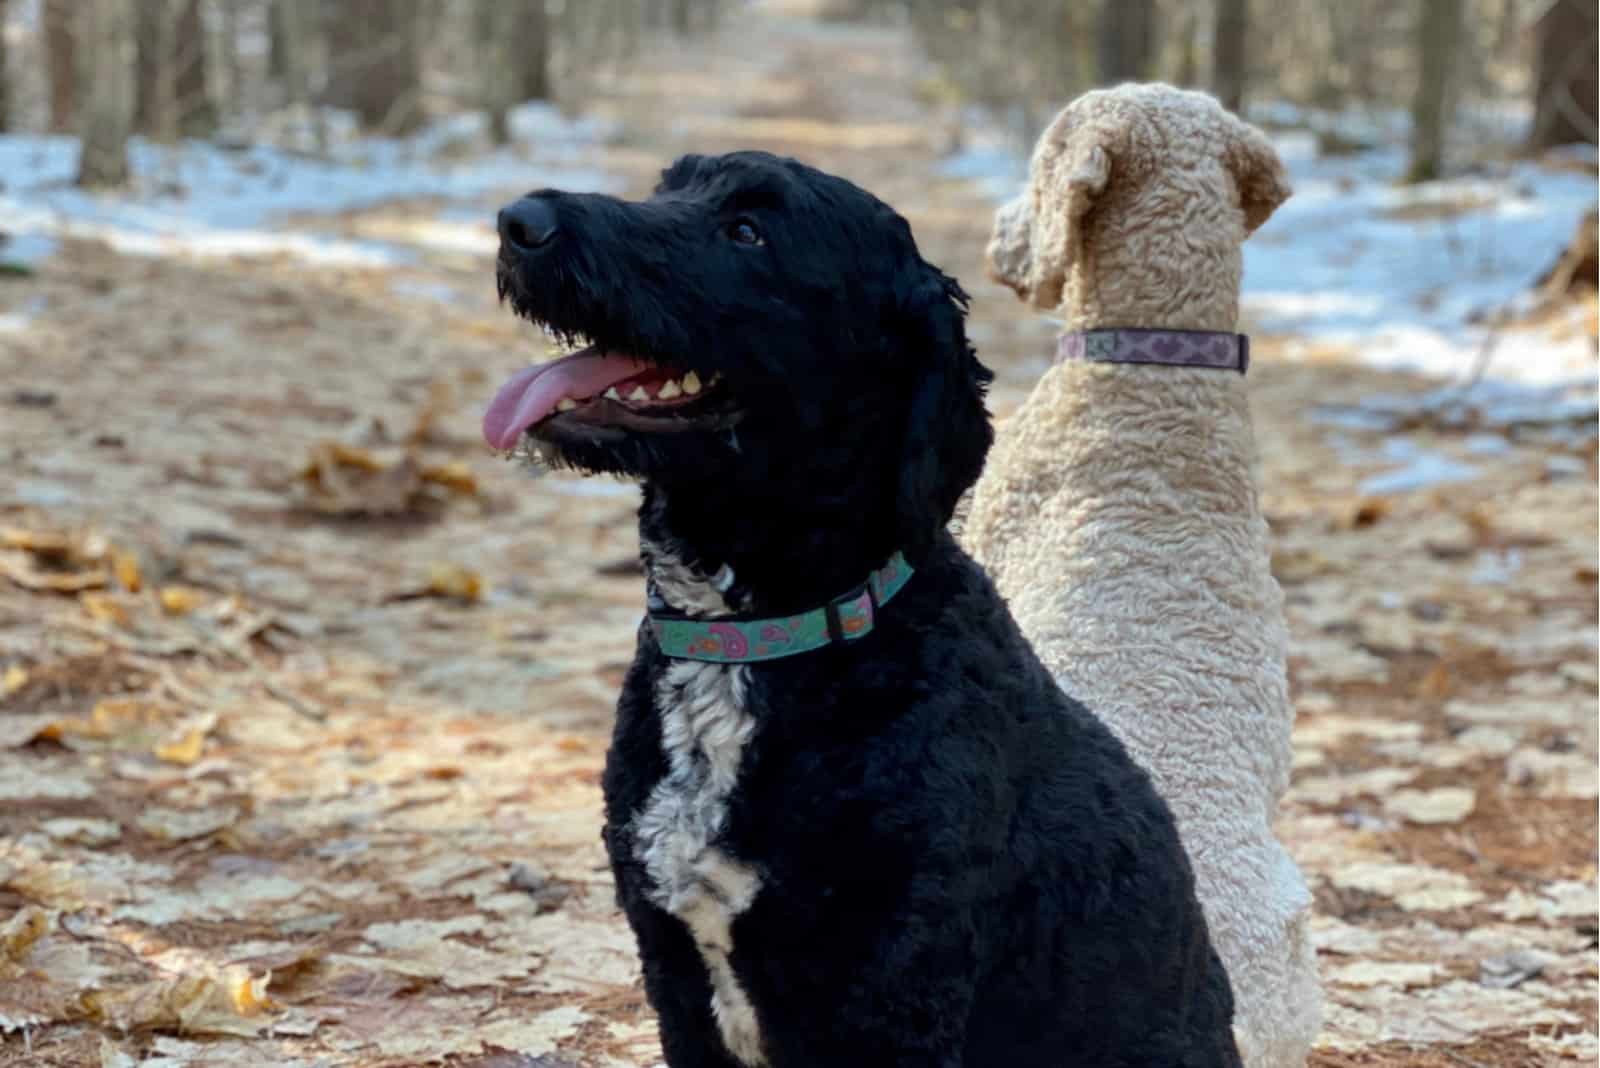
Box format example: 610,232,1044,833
495,151,1241,1068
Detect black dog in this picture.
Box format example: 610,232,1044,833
486,151,1241,1068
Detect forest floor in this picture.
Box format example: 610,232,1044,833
1,7,1596,1067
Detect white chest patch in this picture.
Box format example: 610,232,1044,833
634,657,767,1066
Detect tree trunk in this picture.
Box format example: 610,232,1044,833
323,0,423,133
672,0,692,36
44,0,78,133
1405,0,1460,183
77,0,133,188
519,0,551,102
269,0,291,79
134,0,174,138
174,0,216,136
1173,2,1198,87
1212,0,1247,113
1527,0,1599,151
1097,0,1154,84
272,0,312,109
0,0,9,132
475,0,511,144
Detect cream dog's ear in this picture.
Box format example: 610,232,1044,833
1024,116,1112,311
985,194,1034,300
1226,119,1291,234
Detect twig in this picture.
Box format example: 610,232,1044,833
262,677,327,723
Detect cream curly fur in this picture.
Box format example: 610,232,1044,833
962,84,1322,1068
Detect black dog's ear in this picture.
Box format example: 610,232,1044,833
894,269,994,565
656,154,711,194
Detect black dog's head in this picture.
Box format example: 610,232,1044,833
485,151,992,563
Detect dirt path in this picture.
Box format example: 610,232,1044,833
1,7,1595,1067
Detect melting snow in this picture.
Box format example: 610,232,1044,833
0,103,619,267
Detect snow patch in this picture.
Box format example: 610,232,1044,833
0,102,619,267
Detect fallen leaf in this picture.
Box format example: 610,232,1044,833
155,724,209,766
42,697,181,747
159,586,207,616
1488,880,1597,921
426,564,484,602
1384,786,1477,824
0,549,107,592
0,715,56,748
99,1037,137,1068
79,590,135,626
1326,960,1442,989
40,818,123,845
1,664,27,697
420,461,479,495
83,966,277,1037
112,549,143,593
1329,861,1485,911
1505,748,1600,799
135,805,240,841
1480,947,1552,989
0,906,50,964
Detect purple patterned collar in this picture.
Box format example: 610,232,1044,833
1057,329,1249,374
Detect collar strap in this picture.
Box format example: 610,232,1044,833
1058,329,1249,373
648,552,914,663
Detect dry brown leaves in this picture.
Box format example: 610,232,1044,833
296,442,482,519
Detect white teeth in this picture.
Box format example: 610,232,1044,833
604,387,621,401
682,371,702,395
658,379,682,399
628,386,650,402
556,398,578,411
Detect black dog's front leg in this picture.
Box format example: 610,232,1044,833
622,891,748,1068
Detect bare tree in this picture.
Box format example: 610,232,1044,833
1527,0,1599,151
135,0,176,138
77,0,134,188
0,0,9,132
135,0,215,139
272,0,314,113
519,0,552,103
174,0,217,135
1098,0,1155,84
1212,0,1247,113
323,0,424,133
44,0,78,133
1405,0,1460,182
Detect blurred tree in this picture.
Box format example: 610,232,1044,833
136,0,216,140
519,1,552,103
271,0,314,114
323,0,424,133
174,0,217,135
44,0,77,133
1098,0,1154,83
1406,0,1460,182
1212,0,1247,113
0,0,9,132
1527,0,1598,150
476,0,552,145
134,1,176,138
77,0,133,187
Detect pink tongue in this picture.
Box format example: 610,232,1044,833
482,350,653,450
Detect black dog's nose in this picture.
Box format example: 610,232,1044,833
498,196,559,253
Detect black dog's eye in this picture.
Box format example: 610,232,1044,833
727,220,764,246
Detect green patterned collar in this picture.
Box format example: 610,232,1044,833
647,552,914,663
